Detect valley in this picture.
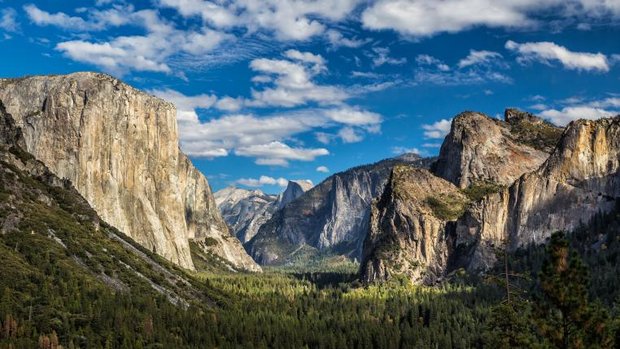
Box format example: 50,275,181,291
0,73,619,348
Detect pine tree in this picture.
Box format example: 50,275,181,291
536,232,614,348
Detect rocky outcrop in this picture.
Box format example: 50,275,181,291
433,111,559,188
215,180,312,244
360,166,467,284
246,154,432,265
215,187,278,243
0,72,259,271
360,111,620,284
276,180,313,209
455,116,620,271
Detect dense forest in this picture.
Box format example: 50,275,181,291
1,140,619,348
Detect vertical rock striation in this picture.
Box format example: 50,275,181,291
215,187,278,243
360,110,620,284
360,166,467,284
247,154,432,265
456,116,620,271
0,72,259,271
433,111,558,188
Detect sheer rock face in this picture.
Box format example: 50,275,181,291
433,111,555,188
360,166,466,284
360,113,620,284
0,72,260,272
214,187,278,243
215,181,311,244
247,154,432,265
455,116,620,271
276,180,313,209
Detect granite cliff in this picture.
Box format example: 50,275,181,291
0,72,259,272
361,110,620,284
432,110,560,188
214,180,312,244
247,154,432,266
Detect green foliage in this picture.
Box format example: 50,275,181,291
509,118,563,152
425,194,467,220
535,232,615,348
484,301,538,348
1,140,619,348
461,181,504,202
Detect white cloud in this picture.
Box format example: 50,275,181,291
361,0,620,38
391,146,421,155
25,4,96,31
160,101,381,163
505,40,610,72
284,49,325,67
369,47,407,67
351,71,382,79
315,132,334,144
316,166,330,173
458,50,503,68
414,68,511,86
529,103,549,111
326,29,370,49
416,54,450,71
153,47,385,161
338,127,363,143
237,175,289,187
24,4,136,31
414,52,511,85
158,0,361,41
26,5,234,75
540,106,617,126
236,141,329,166
362,0,536,37
248,52,348,107
152,88,243,113
325,108,382,126
539,96,620,125
156,0,237,28
422,119,452,139
0,8,18,32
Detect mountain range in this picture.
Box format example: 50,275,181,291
1,72,618,287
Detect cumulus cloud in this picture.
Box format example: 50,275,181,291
158,93,382,164
248,51,348,107
540,106,617,126
152,47,385,163
316,166,330,173
158,0,362,41
505,40,610,72
24,4,134,31
458,50,503,68
362,0,536,37
151,88,241,114
235,141,329,166
422,119,452,139
237,175,289,188
361,0,620,38
24,4,233,75
539,96,620,125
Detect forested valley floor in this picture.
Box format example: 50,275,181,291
1,162,619,349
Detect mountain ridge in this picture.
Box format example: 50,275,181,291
0,72,259,272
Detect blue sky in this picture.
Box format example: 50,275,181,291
0,0,619,194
